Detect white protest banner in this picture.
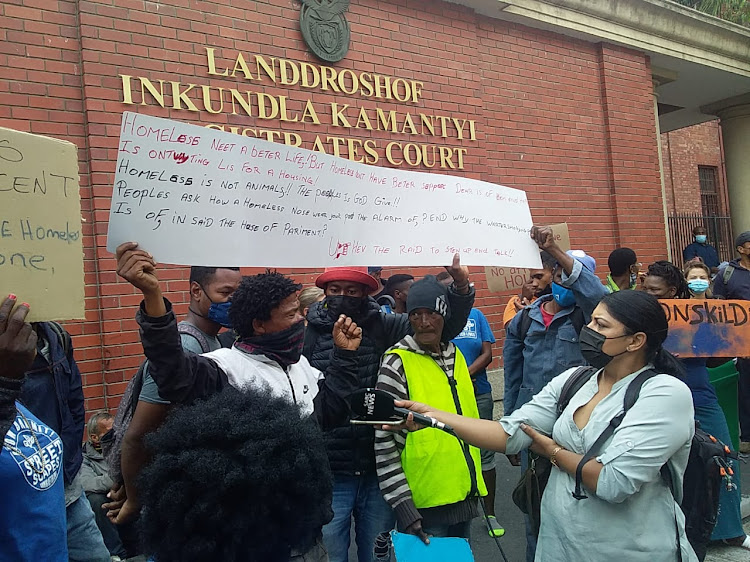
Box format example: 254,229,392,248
0,127,84,321
106,112,542,269
485,223,571,293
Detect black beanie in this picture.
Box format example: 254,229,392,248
736,231,750,248
406,275,451,318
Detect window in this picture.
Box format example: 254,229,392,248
699,166,720,216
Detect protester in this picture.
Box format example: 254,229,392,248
504,228,608,561
449,293,501,536
20,315,109,560
115,242,362,424
605,247,639,292
0,296,68,561
369,266,387,300
380,274,415,314
138,387,334,561
712,231,750,454
643,261,750,551
502,260,553,328
375,276,487,541
392,290,698,561
683,226,720,273
685,262,714,298
80,412,127,559
304,259,474,562
108,266,241,526
299,286,325,320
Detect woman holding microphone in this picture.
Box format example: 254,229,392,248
388,288,698,562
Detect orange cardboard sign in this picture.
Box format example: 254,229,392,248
660,299,750,358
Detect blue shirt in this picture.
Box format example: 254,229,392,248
452,308,495,395
681,358,718,408
682,242,720,269
0,403,67,561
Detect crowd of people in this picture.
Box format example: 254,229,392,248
1,224,749,561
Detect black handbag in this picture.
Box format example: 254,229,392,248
511,451,551,535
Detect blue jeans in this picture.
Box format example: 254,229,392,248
322,473,395,562
66,491,111,562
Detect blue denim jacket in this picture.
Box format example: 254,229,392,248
503,259,608,415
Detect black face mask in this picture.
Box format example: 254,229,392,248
326,295,367,321
579,325,630,369
236,320,306,370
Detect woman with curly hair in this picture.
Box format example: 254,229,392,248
139,387,334,562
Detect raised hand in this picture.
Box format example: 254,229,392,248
530,226,557,251
445,253,470,292
0,295,38,380
332,314,362,351
115,242,159,295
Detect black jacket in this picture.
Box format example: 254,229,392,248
20,323,85,485
138,299,359,431
304,287,475,474
0,376,23,443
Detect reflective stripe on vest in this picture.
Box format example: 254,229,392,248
387,347,487,509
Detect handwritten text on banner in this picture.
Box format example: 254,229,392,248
661,299,750,358
0,126,84,321
106,112,541,268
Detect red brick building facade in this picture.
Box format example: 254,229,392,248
2,0,669,411
662,120,728,216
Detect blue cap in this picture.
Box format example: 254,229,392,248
567,250,596,272
368,267,383,274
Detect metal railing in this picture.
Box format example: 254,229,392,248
668,214,734,268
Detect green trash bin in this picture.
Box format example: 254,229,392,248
707,360,740,451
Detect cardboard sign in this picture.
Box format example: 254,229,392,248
661,299,750,358
106,112,542,269
0,127,84,321
485,223,570,293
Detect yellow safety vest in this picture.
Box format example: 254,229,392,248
387,347,487,509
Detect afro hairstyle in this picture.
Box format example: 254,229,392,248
138,387,333,562
228,271,302,338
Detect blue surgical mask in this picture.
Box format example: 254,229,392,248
196,283,233,328
551,283,576,307
695,235,707,244
207,301,232,328
688,279,710,294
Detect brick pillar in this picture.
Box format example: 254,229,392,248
597,43,667,263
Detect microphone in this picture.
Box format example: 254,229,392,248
348,388,455,434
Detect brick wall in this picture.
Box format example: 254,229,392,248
661,120,726,215
1,0,667,413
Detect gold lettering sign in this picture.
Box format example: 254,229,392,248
119,48,477,170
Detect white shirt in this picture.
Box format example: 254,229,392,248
203,347,322,417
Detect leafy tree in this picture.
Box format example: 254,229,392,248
673,0,750,26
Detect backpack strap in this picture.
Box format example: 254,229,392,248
517,307,533,350
177,321,210,354
722,265,735,286
572,368,659,500
47,321,72,357
556,366,598,416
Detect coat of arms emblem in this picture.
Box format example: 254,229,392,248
299,0,350,63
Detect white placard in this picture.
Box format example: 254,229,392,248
106,112,542,268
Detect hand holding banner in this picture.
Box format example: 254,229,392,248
106,112,541,269
485,223,570,293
